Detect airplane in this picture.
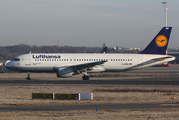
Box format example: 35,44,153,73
5,27,175,80
100,43,107,54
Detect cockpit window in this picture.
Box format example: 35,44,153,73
13,58,20,61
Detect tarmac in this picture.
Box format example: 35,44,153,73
0,76,179,85
0,103,179,111
1,64,179,111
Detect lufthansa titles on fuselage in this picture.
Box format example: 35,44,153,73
32,55,61,59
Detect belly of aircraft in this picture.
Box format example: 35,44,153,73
10,66,54,72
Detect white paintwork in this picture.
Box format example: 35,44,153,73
5,53,175,74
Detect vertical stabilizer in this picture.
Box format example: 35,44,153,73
140,27,172,55
100,43,107,53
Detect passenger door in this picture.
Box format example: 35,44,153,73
25,54,31,66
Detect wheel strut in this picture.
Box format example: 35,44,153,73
26,72,31,80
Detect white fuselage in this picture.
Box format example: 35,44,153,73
5,53,175,73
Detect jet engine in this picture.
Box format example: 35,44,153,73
57,67,74,78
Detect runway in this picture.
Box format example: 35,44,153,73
1,65,179,111
0,76,179,85
0,102,179,111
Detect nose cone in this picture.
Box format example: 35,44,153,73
4,60,12,70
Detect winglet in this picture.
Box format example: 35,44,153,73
140,27,172,55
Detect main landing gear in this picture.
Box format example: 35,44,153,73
81,70,89,80
82,75,89,80
26,72,31,80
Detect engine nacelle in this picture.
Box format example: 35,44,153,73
57,67,74,78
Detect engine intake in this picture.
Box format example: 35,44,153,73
57,67,74,78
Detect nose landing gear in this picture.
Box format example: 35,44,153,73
26,72,31,80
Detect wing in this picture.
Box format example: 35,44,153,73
70,60,107,71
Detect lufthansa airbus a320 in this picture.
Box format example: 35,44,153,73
5,27,175,80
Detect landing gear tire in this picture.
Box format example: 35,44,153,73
26,77,30,80
82,75,89,80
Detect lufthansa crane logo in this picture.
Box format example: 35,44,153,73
155,35,168,47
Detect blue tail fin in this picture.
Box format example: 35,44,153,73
100,43,107,53
101,46,107,53
140,27,172,55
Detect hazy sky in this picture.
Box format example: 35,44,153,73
0,0,179,48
